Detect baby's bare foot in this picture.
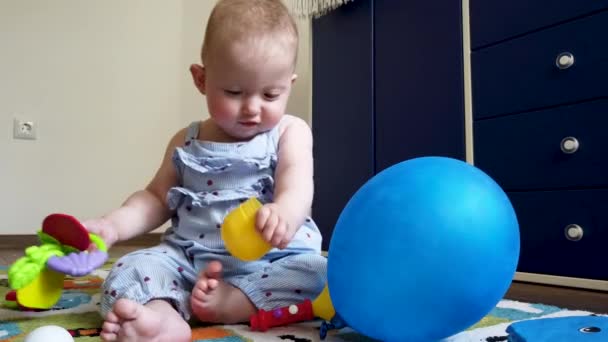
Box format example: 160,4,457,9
190,260,256,324
101,298,190,342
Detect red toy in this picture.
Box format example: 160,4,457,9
249,284,336,331
41,214,92,250
250,299,315,331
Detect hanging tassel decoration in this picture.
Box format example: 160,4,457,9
285,0,354,19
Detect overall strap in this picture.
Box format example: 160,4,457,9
185,121,200,142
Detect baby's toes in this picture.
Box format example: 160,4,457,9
207,278,219,290
105,310,120,323
100,305,123,340
100,321,119,341
194,278,209,292
100,331,118,342
191,285,208,302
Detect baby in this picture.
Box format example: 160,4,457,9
83,0,328,341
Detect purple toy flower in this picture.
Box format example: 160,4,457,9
47,250,108,277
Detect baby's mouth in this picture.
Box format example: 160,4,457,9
239,121,258,127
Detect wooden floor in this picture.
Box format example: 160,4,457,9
505,281,608,313
2,243,607,313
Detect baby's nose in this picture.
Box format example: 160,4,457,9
241,98,261,116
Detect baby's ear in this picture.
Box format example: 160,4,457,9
291,73,298,84
190,64,206,94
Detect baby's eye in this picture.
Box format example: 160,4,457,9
264,93,280,100
224,90,241,96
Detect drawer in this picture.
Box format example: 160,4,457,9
472,11,608,119
508,190,608,281
470,0,608,50
474,99,608,191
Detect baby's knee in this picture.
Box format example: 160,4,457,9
282,253,327,276
269,253,328,291
232,254,328,310
103,251,150,286
100,250,192,318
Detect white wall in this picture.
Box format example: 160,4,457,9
289,18,312,123
0,0,311,235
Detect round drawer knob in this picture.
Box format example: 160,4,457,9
560,136,579,154
556,52,575,69
564,224,584,241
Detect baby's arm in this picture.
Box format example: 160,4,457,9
84,129,187,248
257,115,314,248
274,116,314,221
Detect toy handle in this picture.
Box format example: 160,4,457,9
250,300,315,332
88,233,108,252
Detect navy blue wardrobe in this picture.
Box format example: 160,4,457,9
311,0,466,250
312,0,608,285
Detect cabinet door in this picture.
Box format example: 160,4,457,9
374,0,466,172
472,11,608,119
474,99,608,191
312,0,466,249
470,0,608,50
508,190,608,280
312,0,374,250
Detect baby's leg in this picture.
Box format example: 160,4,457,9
190,253,327,324
190,260,256,324
230,253,327,311
100,245,196,341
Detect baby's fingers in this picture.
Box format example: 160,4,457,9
256,206,271,232
278,226,296,249
271,219,287,247
261,213,279,243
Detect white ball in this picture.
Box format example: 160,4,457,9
24,325,74,342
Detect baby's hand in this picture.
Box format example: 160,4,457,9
256,203,296,249
81,217,119,250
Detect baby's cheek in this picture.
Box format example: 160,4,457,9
261,107,283,128
207,92,238,116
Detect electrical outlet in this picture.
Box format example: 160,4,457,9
13,118,37,140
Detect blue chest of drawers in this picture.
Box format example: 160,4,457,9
471,2,608,286
311,0,608,289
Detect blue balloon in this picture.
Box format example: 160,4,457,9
327,157,520,341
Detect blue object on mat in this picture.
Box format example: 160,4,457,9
507,316,608,341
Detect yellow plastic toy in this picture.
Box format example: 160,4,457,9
311,284,335,321
17,267,65,309
222,197,272,261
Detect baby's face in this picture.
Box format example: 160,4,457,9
203,40,296,140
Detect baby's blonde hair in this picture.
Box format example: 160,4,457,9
202,0,299,67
